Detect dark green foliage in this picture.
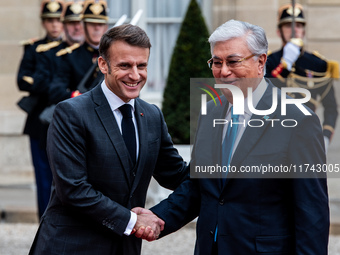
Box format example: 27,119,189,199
162,0,212,144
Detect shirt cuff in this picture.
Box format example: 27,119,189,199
124,211,137,236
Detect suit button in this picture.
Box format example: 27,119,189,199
219,199,224,205
132,172,136,177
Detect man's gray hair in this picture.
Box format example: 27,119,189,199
208,19,268,56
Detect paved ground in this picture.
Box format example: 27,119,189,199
2,222,340,255
0,223,195,255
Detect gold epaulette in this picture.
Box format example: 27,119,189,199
36,41,61,53
312,50,327,61
19,38,39,46
327,60,340,79
267,50,272,56
56,43,81,57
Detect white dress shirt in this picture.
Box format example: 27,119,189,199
222,78,268,158
101,81,138,235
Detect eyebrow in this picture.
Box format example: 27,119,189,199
117,61,148,66
212,54,243,60
117,62,131,66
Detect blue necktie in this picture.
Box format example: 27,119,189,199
119,104,136,164
221,107,239,183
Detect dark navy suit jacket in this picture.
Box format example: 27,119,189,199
152,80,329,255
29,84,188,255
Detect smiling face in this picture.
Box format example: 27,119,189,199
211,37,266,103
98,40,149,102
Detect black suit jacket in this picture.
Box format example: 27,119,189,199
152,80,329,255
29,84,188,255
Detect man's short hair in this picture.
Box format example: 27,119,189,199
99,24,151,63
208,19,268,56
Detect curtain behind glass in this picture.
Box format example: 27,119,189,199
107,0,131,21
107,0,193,91
147,0,190,91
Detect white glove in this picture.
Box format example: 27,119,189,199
324,136,330,154
282,42,301,71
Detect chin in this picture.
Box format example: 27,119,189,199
125,91,140,99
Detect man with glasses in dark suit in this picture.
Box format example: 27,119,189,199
134,19,329,255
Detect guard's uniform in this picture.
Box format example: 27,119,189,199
48,42,102,104
266,50,338,140
40,0,85,105
48,0,107,104
265,3,339,141
18,38,62,143
16,0,64,219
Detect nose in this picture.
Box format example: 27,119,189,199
74,22,82,29
129,66,140,80
220,63,232,77
52,20,59,27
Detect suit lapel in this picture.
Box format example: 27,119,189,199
131,100,148,191
92,85,133,185
206,97,229,191
222,82,278,187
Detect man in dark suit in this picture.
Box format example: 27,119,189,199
28,24,188,254
135,19,329,254
16,0,64,219
265,3,338,153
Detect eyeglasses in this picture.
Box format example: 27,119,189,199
207,53,256,70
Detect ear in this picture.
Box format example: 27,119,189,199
276,28,281,38
258,54,267,75
98,56,108,74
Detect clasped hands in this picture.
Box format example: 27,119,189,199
131,207,164,242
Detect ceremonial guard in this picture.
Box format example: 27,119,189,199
16,0,64,219
48,0,108,106
36,0,85,114
266,3,339,152
37,0,85,77
59,0,85,48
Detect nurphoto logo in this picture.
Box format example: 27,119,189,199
201,84,311,116
200,84,311,128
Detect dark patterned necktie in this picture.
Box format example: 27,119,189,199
119,104,136,164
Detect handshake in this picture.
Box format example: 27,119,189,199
131,207,164,242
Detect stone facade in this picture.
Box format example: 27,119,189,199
1,1,42,181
